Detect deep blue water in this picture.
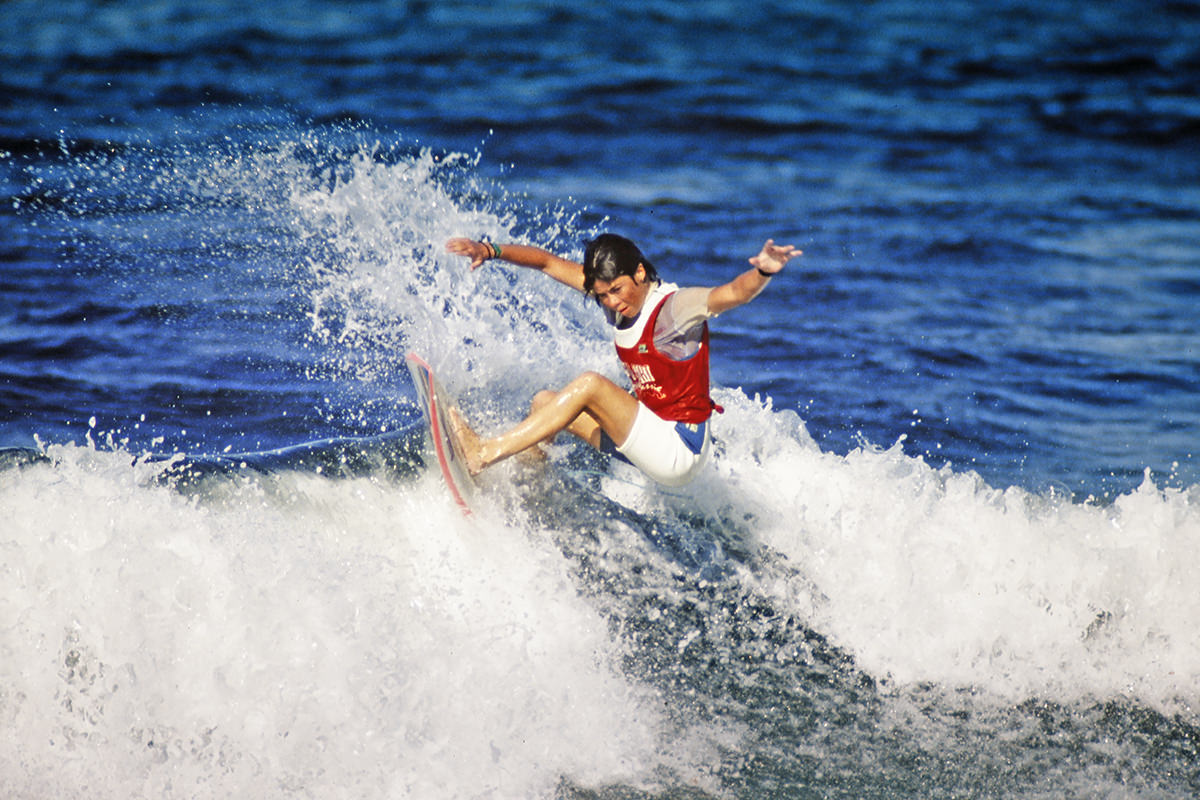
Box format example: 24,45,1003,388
3,1,1200,798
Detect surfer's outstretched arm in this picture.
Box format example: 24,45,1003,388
446,238,585,293
706,239,801,315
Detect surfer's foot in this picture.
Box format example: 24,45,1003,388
447,407,486,475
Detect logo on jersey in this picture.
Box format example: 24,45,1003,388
624,362,665,399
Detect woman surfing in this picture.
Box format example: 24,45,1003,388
444,234,800,486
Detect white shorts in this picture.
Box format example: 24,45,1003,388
603,402,712,487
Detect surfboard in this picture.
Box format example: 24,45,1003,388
405,352,477,515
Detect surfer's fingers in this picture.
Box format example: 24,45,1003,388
447,237,488,269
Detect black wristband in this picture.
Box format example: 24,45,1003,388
756,267,774,278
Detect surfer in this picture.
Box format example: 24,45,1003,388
444,234,800,486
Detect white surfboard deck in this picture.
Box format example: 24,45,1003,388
406,352,476,515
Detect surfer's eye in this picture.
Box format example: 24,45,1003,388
593,278,631,300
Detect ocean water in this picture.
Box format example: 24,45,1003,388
2,1,1199,797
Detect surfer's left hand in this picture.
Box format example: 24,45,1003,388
749,239,801,275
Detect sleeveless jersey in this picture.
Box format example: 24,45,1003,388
613,283,721,424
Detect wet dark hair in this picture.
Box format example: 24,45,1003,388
582,233,660,296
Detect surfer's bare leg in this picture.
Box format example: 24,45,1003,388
529,389,605,448
450,371,638,474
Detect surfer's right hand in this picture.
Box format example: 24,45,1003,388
446,237,490,270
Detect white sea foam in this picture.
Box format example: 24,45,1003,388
0,445,682,798
701,390,1200,713
6,398,1196,797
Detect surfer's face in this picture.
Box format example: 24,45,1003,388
592,265,651,317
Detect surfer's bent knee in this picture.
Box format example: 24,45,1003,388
569,371,609,396
530,389,557,412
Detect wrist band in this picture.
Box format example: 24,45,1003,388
756,267,774,278
482,240,502,260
